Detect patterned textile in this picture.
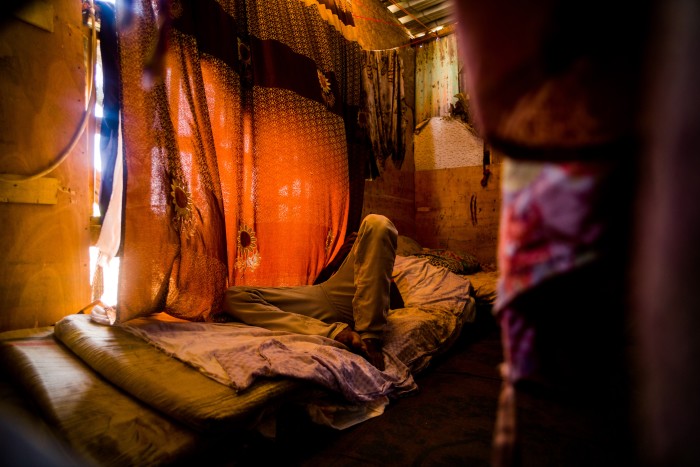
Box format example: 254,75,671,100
415,33,462,124
451,4,649,465
412,249,481,275
491,158,622,467
496,158,616,383
361,48,408,169
117,0,366,323
387,255,476,373
122,319,416,403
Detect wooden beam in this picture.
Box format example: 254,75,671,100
0,176,59,205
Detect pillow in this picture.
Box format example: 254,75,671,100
396,235,422,256
411,248,481,275
386,255,477,373
392,255,473,312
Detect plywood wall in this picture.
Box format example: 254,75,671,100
415,153,502,268
0,1,91,332
362,154,416,238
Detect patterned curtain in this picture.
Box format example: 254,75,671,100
361,48,407,170
415,33,461,123
116,0,364,322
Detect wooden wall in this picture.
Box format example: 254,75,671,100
0,1,91,332
362,154,416,238
415,161,501,267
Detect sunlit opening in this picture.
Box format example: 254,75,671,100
89,246,120,307
88,0,120,307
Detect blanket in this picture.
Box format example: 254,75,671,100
121,319,417,403
119,255,475,404
75,255,475,429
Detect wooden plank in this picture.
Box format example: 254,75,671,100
0,177,59,205
363,157,417,238
0,0,91,332
415,164,501,266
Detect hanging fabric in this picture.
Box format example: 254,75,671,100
415,33,461,124
361,48,407,169
115,0,365,323
96,0,120,221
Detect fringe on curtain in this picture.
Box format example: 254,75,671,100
91,263,104,303
300,0,359,46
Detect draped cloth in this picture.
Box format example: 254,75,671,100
96,1,121,222
361,48,407,169
453,2,649,466
414,33,461,124
116,0,365,323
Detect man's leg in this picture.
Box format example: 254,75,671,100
225,284,375,363
223,285,348,340
321,214,398,368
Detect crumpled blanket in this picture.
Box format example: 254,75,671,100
121,319,417,403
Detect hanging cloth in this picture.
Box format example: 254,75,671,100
361,48,407,169
115,0,364,323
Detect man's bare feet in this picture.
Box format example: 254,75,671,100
335,328,385,371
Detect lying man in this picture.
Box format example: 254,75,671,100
223,214,398,370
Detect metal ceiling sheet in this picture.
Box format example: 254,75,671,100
381,0,455,39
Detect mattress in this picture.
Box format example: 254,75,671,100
0,258,496,464
0,328,200,466
52,314,305,434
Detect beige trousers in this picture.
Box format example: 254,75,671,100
224,214,398,340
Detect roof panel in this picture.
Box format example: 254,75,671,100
381,0,455,38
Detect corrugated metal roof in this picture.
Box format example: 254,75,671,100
380,0,455,39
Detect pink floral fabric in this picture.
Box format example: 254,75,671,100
496,159,614,383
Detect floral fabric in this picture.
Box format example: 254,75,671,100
495,158,615,382
415,33,461,124
411,249,480,275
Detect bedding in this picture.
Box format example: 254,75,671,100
118,318,417,402
0,328,201,466
112,255,474,395
52,315,304,434
0,255,497,465
397,235,482,275
52,255,476,430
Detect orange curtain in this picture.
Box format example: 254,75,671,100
116,0,364,322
